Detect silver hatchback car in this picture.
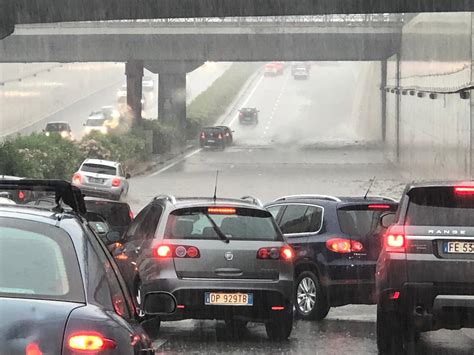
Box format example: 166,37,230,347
72,159,130,200
116,196,294,340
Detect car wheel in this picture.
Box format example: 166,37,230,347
377,303,414,354
295,271,330,321
265,310,293,341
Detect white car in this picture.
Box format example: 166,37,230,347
72,159,130,201
84,112,108,135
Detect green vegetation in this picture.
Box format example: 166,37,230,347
0,63,258,179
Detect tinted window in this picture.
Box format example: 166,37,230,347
85,200,131,226
0,218,84,302
85,118,106,126
165,207,282,241
45,123,69,131
81,163,117,176
337,206,394,236
279,205,310,234
267,205,284,219
406,187,474,227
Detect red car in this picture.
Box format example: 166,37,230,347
264,62,284,76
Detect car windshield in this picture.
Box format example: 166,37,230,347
45,123,69,131
0,219,84,302
85,118,106,126
81,163,117,175
165,207,282,241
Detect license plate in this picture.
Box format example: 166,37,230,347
204,292,253,306
89,177,104,184
207,139,215,143
443,241,474,254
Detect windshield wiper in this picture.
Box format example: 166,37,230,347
204,213,229,243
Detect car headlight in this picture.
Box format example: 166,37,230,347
60,131,69,138
100,127,108,134
45,132,50,136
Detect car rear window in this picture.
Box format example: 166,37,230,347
165,206,283,241
0,218,84,302
85,200,131,226
81,163,117,176
337,205,397,236
406,186,474,226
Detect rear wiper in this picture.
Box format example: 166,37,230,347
204,213,229,243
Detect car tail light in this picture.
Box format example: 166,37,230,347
218,133,223,140
389,291,400,300
271,306,285,311
454,186,474,195
17,190,26,201
200,132,205,139
154,245,200,258
326,238,364,253
208,207,236,214
385,225,405,252
368,204,391,210
257,246,294,261
72,173,82,185
129,209,134,220
239,112,243,117
112,178,121,187
67,333,116,351
25,343,42,355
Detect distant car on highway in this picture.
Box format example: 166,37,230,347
43,121,73,140
376,182,474,353
291,62,310,80
84,111,109,135
101,105,121,128
115,195,294,340
199,126,228,150
266,195,398,321
72,159,130,201
264,62,284,76
239,107,259,125
0,180,159,355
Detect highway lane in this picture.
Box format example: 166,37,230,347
129,63,474,353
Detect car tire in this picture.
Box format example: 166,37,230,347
295,271,330,321
377,304,414,354
265,310,293,341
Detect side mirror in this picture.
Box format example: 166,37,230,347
105,231,121,244
125,173,131,179
143,292,177,315
380,213,396,228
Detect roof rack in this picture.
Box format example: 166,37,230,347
274,194,342,202
154,194,177,204
367,196,398,202
240,195,263,207
0,179,86,214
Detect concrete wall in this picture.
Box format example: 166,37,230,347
385,12,473,179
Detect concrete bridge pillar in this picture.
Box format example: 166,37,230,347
125,60,143,127
145,61,203,135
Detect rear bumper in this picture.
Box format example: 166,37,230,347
142,278,293,322
200,140,225,148
76,185,121,199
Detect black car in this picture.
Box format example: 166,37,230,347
266,194,398,320
85,197,134,237
0,180,172,354
239,108,259,125
376,182,474,354
199,127,227,150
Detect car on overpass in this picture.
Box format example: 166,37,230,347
72,159,130,201
43,121,73,140
114,195,294,340
266,195,398,321
376,182,474,354
0,180,159,355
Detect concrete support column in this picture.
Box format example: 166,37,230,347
158,73,187,131
381,59,387,141
125,60,143,127
395,52,401,162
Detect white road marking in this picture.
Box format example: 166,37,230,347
229,74,264,127
262,74,289,137
149,148,202,177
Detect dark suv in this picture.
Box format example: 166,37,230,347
376,182,474,354
266,194,398,320
116,195,294,340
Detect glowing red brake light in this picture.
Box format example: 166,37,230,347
67,333,116,351
280,246,294,260
368,204,391,210
218,133,223,140
129,209,134,220
257,246,293,261
72,173,82,185
112,178,121,187
18,190,26,200
200,132,205,139
389,291,401,300
326,238,364,253
25,343,42,355
207,207,236,214
155,245,172,258
454,186,474,195
385,225,405,252
154,245,200,258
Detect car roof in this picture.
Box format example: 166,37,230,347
267,195,398,207
46,121,69,125
0,205,64,225
155,196,264,210
82,159,119,167
405,180,472,191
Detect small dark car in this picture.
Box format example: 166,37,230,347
43,121,73,140
376,182,474,354
115,195,294,340
199,127,227,150
0,180,172,354
266,194,398,321
239,108,259,125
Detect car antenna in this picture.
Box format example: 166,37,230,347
213,170,219,202
364,176,376,200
